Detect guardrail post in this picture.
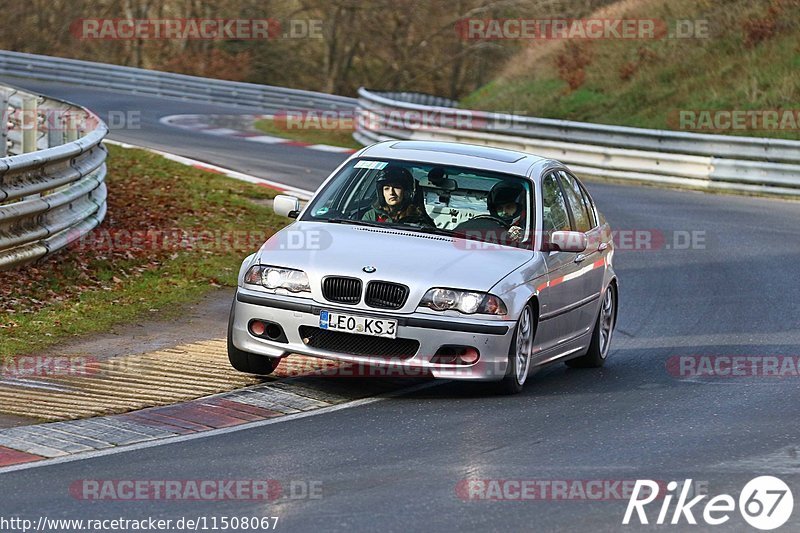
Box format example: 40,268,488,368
65,111,79,143
22,96,37,153
1,89,8,157
47,107,64,148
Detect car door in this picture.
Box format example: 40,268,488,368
558,171,606,328
537,171,591,352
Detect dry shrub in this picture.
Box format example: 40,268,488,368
618,47,658,81
741,0,795,48
158,48,253,82
555,43,592,91
619,61,638,81
637,47,659,62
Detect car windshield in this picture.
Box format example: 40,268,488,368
301,158,534,247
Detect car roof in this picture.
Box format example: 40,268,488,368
358,140,550,177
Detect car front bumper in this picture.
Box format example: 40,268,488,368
230,287,517,381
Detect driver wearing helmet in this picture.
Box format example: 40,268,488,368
362,166,435,226
487,181,526,242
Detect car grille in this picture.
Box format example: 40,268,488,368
299,326,418,359
365,281,409,310
322,276,362,305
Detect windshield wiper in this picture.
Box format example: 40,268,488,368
405,224,520,247
324,218,387,229
394,224,455,238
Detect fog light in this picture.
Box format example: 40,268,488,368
431,346,480,365
249,321,266,336
459,347,480,365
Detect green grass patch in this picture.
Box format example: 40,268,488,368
255,117,361,149
0,144,289,358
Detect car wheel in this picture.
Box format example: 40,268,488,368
497,304,535,394
227,299,280,376
565,283,617,369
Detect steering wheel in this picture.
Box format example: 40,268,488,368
461,214,512,230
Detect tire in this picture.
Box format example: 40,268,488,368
565,283,617,369
227,298,280,376
497,304,535,394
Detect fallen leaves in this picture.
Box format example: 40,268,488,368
1,148,269,318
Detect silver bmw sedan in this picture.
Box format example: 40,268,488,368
228,140,618,393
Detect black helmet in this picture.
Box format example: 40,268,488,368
375,166,415,209
488,181,525,222
427,167,446,186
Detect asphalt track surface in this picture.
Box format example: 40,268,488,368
1,77,343,191
2,76,800,532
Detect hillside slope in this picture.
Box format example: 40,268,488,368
462,0,800,139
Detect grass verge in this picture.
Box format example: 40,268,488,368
0,144,288,358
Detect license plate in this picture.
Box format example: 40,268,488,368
319,310,397,339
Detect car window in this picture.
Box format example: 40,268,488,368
542,172,571,232
301,158,534,247
559,171,592,233
577,181,598,228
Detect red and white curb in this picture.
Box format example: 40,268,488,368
104,139,315,200
160,114,358,154
0,377,435,472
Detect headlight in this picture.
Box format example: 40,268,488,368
419,288,508,315
244,265,311,293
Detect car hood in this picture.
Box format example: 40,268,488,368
254,221,533,310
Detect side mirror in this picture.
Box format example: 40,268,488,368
548,231,587,253
273,195,301,218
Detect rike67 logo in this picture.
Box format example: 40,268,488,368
623,476,794,530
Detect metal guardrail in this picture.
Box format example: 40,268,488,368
0,82,107,270
0,50,356,114
355,88,800,196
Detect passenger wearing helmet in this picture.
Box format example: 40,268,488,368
487,181,526,242
362,166,435,226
